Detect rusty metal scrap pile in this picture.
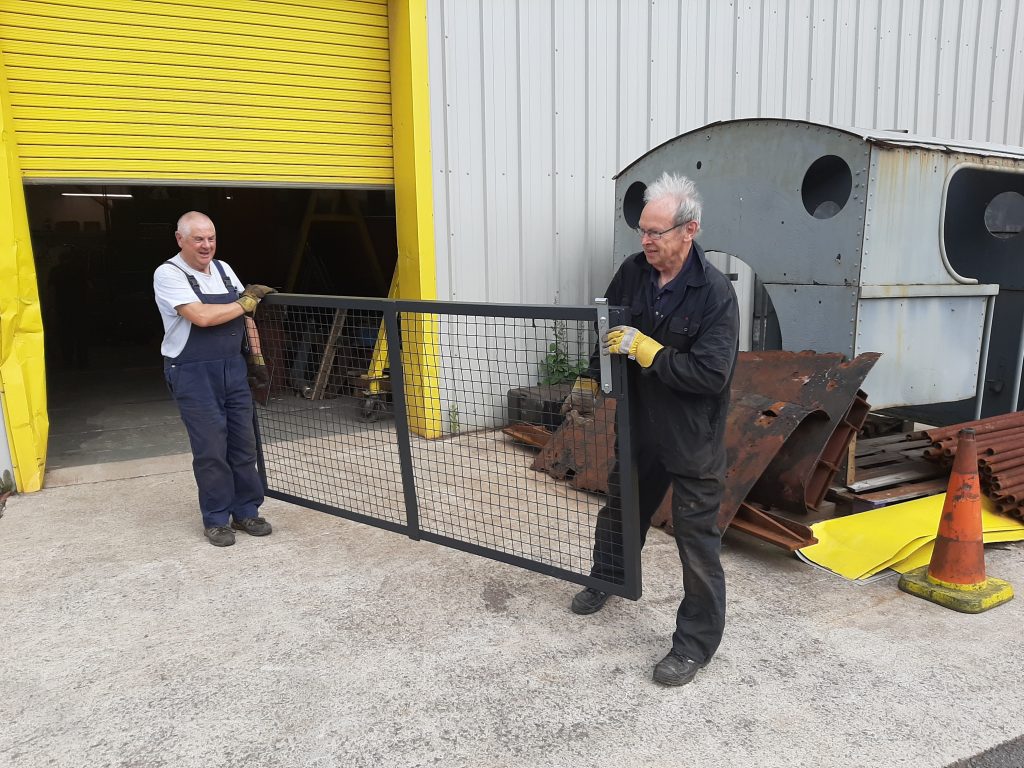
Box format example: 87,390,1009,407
527,350,881,550
514,351,1024,552
923,411,1024,521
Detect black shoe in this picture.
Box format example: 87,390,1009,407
204,526,236,547
571,587,611,615
231,516,272,536
653,651,706,686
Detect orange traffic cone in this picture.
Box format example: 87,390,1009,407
898,428,1014,613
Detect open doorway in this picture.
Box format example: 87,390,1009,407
24,184,397,474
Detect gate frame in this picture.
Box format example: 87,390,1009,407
254,294,642,599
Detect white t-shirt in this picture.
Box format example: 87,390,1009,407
153,254,245,358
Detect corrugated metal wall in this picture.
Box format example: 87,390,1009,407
427,0,1024,307
0,0,393,185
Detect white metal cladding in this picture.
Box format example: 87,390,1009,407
432,316,585,435
860,148,1024,286
427,0,1024,306
854,294,990,407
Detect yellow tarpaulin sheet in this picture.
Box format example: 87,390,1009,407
798,494,1024,581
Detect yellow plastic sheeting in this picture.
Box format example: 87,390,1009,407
798,494,1024,581
890,527,1024,575
0,60,47,492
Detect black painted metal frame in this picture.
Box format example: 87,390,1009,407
254,293,641,599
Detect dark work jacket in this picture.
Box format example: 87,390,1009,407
590,243,740,479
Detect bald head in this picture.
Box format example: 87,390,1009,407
176,211,214,238
175,211,217,272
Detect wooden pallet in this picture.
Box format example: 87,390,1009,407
828,432,948,512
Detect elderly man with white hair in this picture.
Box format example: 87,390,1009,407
153,211,276,547
566,173,740,686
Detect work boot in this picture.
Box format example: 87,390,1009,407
204,526,236,547
653,651,706,686
570,587,611,615
231,516,272,536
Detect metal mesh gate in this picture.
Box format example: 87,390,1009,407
253,295,641,599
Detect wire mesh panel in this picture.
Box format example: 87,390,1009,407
397,306,639,597
253,295,641,598
253,297,409,532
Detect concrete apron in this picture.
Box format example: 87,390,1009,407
1,471,1023,768
43,452,193,487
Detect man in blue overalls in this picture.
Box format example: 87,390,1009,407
153,211,276,546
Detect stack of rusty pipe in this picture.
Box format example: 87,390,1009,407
923,411,1024,520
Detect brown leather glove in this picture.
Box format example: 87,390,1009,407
236,284,276,315
247,353,271,390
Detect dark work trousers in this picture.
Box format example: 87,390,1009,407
163,262,264,529
591,445,726,664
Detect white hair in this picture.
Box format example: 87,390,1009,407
644,172,703,230
176,211,214,238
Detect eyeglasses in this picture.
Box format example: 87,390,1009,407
633,223,684,240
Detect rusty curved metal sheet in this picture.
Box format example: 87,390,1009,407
532,350,880,543
743,351,880,514
654,393,826,531
532,391,826,530
716,393,826,527
531,398,616,493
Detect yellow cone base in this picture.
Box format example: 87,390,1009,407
898,566,1014,614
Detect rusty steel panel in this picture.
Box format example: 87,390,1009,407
501,423,553,449
534,351,879,541
531,399,616,493
654,392,826,532
717,394,827,524
745,351,880,514
728,503,818,551
806,389,871,507
533,390,824,525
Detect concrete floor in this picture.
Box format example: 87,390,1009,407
46,363,189,470
2,462,1023,767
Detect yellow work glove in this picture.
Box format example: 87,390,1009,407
560,376,600,416
236,284,276,316
603,325,664,368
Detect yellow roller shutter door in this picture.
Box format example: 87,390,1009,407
0,0,393,185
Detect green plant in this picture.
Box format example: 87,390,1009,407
539,320,589,385
448,403,461,434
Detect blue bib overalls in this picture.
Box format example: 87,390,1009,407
163,260,264,529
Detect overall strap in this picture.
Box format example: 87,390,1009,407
164,259,236,299
164,260,202,298
211,260,235,293
210,260,247,353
